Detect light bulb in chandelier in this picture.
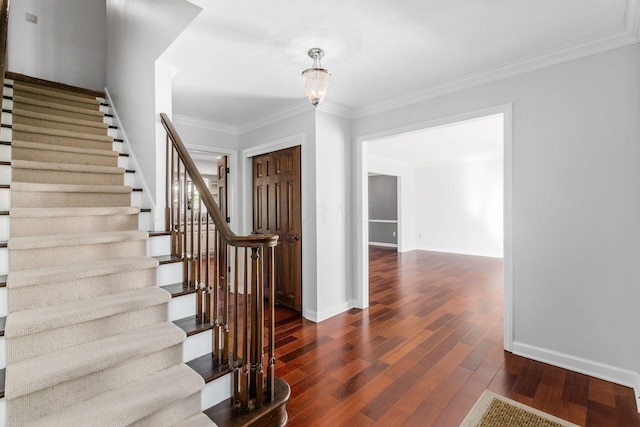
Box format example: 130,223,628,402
302,48,331,107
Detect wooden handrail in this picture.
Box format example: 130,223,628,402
161,112,279,410
160,113,277,248
0,0,10,101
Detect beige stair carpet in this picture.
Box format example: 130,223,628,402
4,80,215,426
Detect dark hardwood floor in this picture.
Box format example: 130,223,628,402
273,247,640,426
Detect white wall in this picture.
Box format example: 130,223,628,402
368,155,416,252
415,158,503,258
7,0,107,90
353,44,640,395
106,0,200,229
315,111,354,320
173,119,239,152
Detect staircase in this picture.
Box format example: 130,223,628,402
0,75,216,426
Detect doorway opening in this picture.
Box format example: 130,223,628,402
356,104,513,350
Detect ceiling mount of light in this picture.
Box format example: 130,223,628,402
301,48,331,107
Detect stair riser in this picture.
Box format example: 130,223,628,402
169,293,197,322
10,213,138,238
147,235,171,257
0,188,8,210
11,190,131,208
12,168,124,186
157,262,183,286
201,373,232,411
9,240,146,271
0,145,10,162
138,211,151,232
12,131,113,151
7,304,169,363
0,287,5,317
132,392,201,426
12,146,118,167
8,345,183,425
0,336,5,369
184,329,213,363
0,215,7,240
0,247,7,277
9,269,157,313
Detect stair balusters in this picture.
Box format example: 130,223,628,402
161,113,278,412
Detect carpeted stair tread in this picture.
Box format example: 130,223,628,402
6,256,157,289
12,108,108,130
10,78,102,100
13,82,100,107
11,206,139,219
173,413,217,427
12,123,113,143
11,181,132,194
12,159,124,175
24,364,205,427
7,257,158,313
5,287,170,338
12,110,110,136
12,139,118,158
12,95,104,118
9,229,147,251
5,322,186,399
133,393,209,426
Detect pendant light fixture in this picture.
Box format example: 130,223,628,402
301,48,331,107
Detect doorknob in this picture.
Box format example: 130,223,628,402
287,234,300,241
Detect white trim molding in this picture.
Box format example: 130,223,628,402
239,101,314,135
305,300,358,323
369,242,398,248
512,341,640,412
173,114,239,135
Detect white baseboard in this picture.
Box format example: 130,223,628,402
513,341,640,412
304,299,358,323
368,242,398,248
417,246,503,259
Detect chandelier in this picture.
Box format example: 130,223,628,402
301,48,331,107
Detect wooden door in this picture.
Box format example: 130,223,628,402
216,156,229,288
253,146,302,311
217,156,228,222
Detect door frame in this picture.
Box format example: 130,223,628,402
184,143,238,233
354,103,514,351
241,133,309,315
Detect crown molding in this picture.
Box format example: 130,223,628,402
316,100,353,119
353,4,640,119
172,113,239,135
238,100,315,135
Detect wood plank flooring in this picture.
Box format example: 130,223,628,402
274,247,640,426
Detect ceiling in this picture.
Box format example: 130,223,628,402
368,113,503,167
161,0,635,127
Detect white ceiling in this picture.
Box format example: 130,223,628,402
368,113,503,167
161,0,635,127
